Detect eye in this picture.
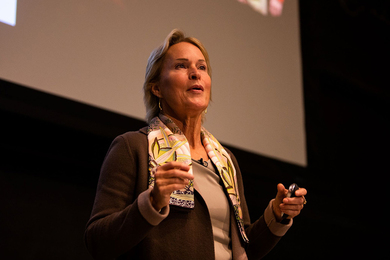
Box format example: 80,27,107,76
198,65,207,71
175,63,186,69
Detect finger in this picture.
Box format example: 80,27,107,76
157,162,193,179
160,161,190,171
280,203,304,211
157,183,189,193
155,167,194,181
295,187,307,197
276,183,287,199
283,196,306,205
155,176,191,186
280,205,303,218
153,176,190,194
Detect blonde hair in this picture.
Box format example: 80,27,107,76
143,29,212,123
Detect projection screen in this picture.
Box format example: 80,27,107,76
0,0,306,166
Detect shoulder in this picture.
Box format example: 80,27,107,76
115,126,148,146
119,126,148,138
106,126,149,157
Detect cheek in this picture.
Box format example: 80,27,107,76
159,79,185,105
159,76,178,97
204,77,212,96
161,72,186,90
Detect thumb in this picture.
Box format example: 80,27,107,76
272,183,287,220
275,183,287,203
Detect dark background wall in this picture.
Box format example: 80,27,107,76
1,1,389,259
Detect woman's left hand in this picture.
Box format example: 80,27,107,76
272,183,307,221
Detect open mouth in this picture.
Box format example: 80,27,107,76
188,85,204,91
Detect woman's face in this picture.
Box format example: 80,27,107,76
153,42,211,119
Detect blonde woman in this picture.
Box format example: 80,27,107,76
85,29,307,260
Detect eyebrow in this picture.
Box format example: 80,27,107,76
175,58,206,62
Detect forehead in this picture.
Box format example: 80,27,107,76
165,42,205,61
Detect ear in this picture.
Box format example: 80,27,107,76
151,83,162,98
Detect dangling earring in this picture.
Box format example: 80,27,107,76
159,99,162,111
203,108,208,114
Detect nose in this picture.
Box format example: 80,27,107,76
189,67,200,80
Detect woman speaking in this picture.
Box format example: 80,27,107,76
85,29,307,260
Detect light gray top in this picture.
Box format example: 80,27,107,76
192,159,232,260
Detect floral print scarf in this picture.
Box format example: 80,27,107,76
147,114,249,243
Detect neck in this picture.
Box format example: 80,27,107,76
163,112,203,149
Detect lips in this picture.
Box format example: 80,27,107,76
188,85,204,91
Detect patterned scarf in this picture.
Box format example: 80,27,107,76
147,114,249,243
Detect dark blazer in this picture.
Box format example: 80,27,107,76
85,127,284,260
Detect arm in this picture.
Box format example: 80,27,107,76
84,134,168,260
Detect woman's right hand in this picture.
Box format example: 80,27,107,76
150,161,193,211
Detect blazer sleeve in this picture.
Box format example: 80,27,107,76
228,150,291,259
84,132,168,260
